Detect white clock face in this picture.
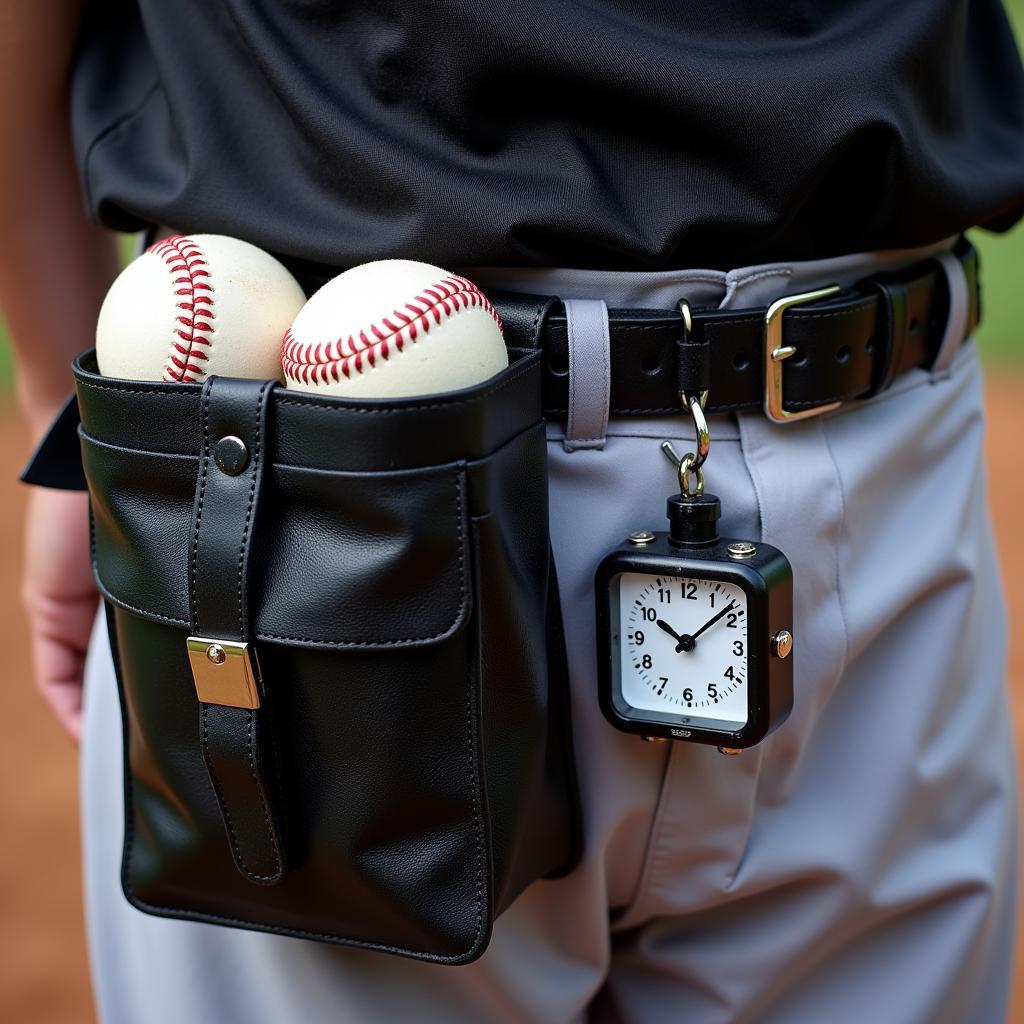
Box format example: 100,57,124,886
617,572,749,725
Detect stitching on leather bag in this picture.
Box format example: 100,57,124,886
77,379,197,397
237,381,281,875
463,606,486,953
91,576,190,625
238,381,270,639
199,705,279,882
244,708,280,879
255,467,468,647
529,300,549,346
190,387,212,631
92,469,470,643
88,419,475,643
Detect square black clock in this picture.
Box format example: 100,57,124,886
595,494,794,751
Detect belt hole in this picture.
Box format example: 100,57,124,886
732,352,750,371
836,344,850,364
640,353,661,375
865,336,875,354
791,347,808,367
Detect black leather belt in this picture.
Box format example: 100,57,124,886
489,237,979,421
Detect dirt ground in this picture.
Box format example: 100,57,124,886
0,378,1022,1024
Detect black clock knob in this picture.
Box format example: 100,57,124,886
667,492,721,548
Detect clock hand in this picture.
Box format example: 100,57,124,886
656,618,686,644
674,602,737,653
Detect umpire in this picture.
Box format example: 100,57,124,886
2,1,1023,1022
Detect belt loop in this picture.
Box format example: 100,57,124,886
675,298,710,399
563,298,611,452
930,249,970,380
862,274,909,400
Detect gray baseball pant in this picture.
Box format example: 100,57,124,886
81,236,1018,1023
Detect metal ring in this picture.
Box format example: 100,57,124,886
678,298,693,336
686,393,710,470
678,452,705,497
660,440,706,497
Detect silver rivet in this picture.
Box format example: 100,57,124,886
772,629,793,659
207,644,227,666
628,531,656,546
214,435,249,476
718,746,743,756
727,542,757,560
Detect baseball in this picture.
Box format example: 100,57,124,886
96,233,306,384
281,260,508,398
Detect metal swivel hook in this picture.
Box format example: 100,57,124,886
662,299,711,498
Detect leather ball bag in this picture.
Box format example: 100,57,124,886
47,346,581,964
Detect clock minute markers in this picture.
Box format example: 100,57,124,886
654,601,738,654
620,573,750,723
680,601,738,650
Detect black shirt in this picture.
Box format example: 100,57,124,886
72,1,1024,272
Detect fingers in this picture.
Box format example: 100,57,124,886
35,666,84,742
26,590,97,743
21,488,97,741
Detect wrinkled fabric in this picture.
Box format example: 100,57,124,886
82,239,1018,1023
71,1,1024,271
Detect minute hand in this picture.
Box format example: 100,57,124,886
677,602,736,652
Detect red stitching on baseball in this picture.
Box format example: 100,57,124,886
281,275,503,387
148,235,216,384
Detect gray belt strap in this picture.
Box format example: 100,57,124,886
563,298,611,452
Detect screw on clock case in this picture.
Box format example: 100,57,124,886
594,501,794,749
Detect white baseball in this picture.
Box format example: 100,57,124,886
96,234,306,384
281,260,508,398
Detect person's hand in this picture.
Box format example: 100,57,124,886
21,485,98,741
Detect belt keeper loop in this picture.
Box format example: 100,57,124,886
960,238,982,337
675,298,709,401
862,275,908,399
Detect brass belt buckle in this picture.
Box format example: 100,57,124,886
763,284,843,423
186,637,262,709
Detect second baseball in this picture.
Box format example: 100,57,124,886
281,260,508,398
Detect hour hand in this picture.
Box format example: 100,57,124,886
655,618,685,645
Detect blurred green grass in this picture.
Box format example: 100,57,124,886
0,3,1022,397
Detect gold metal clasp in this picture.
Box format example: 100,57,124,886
763,284,843,423
186,637,262,709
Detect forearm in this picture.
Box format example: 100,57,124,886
0,0,119,440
